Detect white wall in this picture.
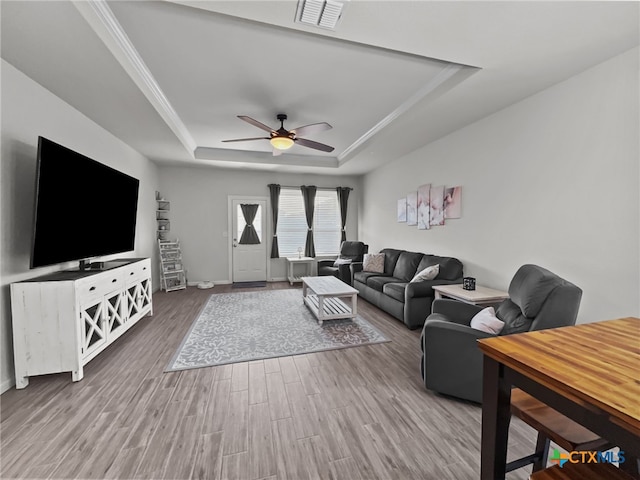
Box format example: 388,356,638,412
361,47,640,324
0,60,160,393
157,166,361,283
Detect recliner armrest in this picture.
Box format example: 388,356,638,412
423,318,495,340
430,299,483,321
350,262,363,275
317,259,336,268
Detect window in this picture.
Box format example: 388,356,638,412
276,188,341,256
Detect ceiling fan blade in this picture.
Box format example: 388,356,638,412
238,115,274,133
295,137,335,153
272,148,283,157
221,137,270,143
290,122,332,137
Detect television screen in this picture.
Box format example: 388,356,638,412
31,137,140,269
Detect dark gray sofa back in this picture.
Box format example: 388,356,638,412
392,251,423,282
416,255,463,281
380,248,403,274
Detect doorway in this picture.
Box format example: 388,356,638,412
229,197,268,283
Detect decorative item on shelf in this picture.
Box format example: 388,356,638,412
156,191,172,240
297,246,303,259
463,277,476,291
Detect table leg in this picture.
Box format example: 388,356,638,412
318,296,324,326
435,290,443,300
481,355,511,480
352,293,357,317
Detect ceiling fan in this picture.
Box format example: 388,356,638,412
222,114,334,156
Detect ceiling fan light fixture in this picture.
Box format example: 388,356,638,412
270,136,295,150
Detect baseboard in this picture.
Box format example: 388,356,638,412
1,377,15,394
186,279,288,286
187,280,232,287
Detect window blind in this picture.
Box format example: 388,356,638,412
276,188,341,256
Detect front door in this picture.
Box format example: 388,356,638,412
231,198,267,282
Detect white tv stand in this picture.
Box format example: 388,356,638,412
10,258,152,389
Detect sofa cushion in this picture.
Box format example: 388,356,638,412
354,271,388,284
379,248,403,274
383,282,407,303
416,255,463,281
367,276,402,292
392,251,424,282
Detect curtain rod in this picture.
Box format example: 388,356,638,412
278,185,353,191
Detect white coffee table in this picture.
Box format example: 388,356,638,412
432,284,509,307
301,276,358,325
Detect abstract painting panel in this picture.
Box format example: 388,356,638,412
417,184,431,230
406,192,418,226
429,185,445,226
397,198,406,222
444,186,462,219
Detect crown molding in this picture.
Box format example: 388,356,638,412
73,0,197,157
195,147,339,168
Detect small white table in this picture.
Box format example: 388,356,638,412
301,276,358,325
432,284,509,307
286,257,315,285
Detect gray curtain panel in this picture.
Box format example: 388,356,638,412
300,185,316,257
336,187,351,243
239,204,261,245
268,184,280,258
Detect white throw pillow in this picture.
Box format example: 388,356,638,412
363,253,385,273
410,264,439,283
470,307,505,335
333,258,352,267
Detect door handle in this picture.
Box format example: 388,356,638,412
233,238,238,248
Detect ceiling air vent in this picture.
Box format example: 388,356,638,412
296,0,347,30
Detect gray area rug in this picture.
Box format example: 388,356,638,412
166,289,389,371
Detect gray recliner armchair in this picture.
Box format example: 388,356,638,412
317,241,368,285
420,264,582,403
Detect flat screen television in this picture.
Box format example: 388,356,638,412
30,137,140,269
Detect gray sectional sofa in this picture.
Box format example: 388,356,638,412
351,248,464,329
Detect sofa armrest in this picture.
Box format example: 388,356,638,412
430,299,483,321
405,279,460,299
350,262,363,275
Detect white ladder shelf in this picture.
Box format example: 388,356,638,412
158,239,187,292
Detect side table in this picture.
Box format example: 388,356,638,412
286,257,315,285
432,284,509,307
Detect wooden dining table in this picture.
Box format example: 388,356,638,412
478,317,640,479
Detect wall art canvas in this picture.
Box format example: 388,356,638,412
429,185,445,226
397,198,406,222
444,186,462,219
417,184,431,230
406,192,418,226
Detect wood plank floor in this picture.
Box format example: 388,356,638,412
1,283,537,479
